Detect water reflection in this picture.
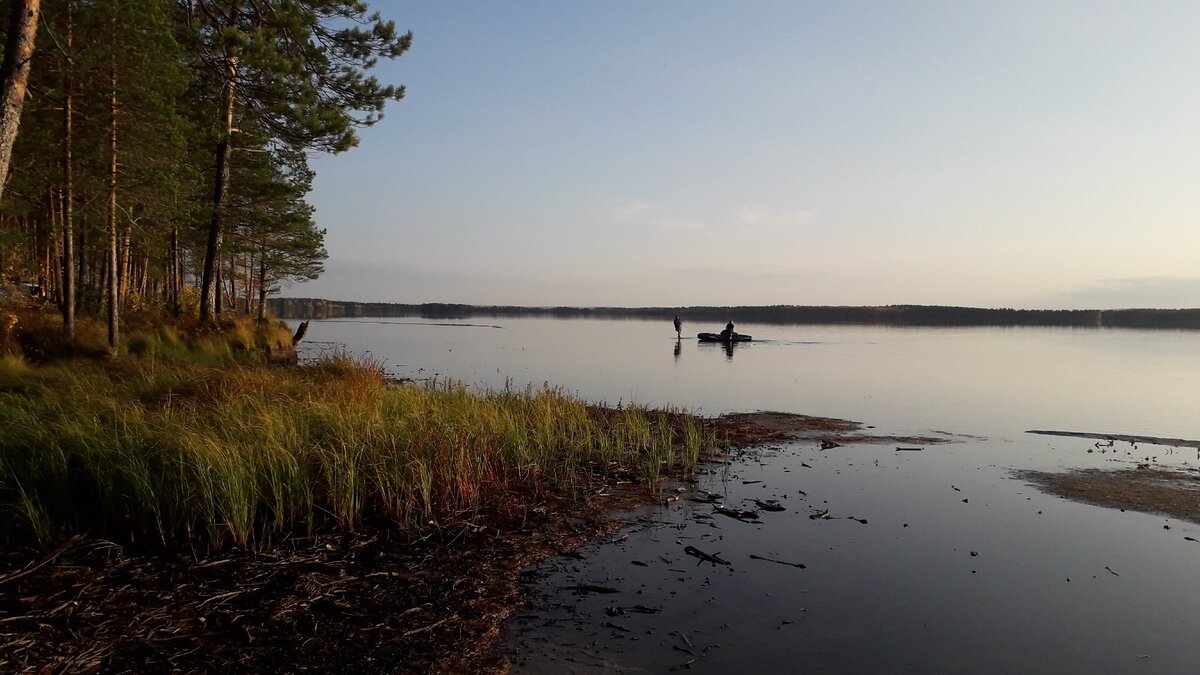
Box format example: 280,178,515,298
697,339,741,360
508,436,1200,673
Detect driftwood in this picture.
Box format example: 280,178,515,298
291,320,309,346
713,504,759,522
749,554,806,569
683,546,729,566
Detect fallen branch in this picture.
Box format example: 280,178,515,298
401,615,455,638
683,546,730,566
749,554,806,569
0,535,82,587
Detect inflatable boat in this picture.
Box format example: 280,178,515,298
697,332,752,342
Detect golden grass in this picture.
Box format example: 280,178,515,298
0,350,714,549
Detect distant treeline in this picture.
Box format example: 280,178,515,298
269,298,1200,329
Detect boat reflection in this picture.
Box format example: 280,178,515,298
697,339,741,360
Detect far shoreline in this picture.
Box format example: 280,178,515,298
270,298,1200,330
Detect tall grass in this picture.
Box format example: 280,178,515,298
4,306,294,365
0,350,715,548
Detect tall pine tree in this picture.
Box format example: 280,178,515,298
183,0,410,321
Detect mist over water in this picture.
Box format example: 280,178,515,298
297,317,1200,672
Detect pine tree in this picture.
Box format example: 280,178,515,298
224,139,326,319
0,0,40,204
184,0,410,321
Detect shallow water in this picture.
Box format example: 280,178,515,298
296,317,1200,671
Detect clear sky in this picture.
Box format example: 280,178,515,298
294,1,1200,309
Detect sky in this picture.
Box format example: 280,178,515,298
293,1,1200,309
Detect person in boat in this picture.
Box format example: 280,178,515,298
721,321,735,339
673,315,682,338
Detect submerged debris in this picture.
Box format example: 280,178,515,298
749,554,806,569
563,584,621,594
713,504,760,522
683,546,730,566
753,499,787,512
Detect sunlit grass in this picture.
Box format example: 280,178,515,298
0,348,716,548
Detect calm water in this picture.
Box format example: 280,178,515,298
297,317,1200,442
297,317,1200,672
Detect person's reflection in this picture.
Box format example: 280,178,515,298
673,337,682,361
724,340,735,360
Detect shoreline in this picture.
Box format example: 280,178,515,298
4,406,1194,671
0,412,859,672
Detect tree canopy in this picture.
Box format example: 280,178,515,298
0,0,409,338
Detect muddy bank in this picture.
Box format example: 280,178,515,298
717,410,955,447
0,477,653,673
0,411,866,672
1017,466,1200,526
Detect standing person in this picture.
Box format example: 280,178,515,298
673,315,682,339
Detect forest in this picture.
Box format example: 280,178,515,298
269,298,1200,329
0,0,410,347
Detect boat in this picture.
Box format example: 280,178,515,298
697,332,752,342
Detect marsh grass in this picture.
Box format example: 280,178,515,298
0,339,715,549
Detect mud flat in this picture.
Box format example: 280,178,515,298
1016,466,1200,526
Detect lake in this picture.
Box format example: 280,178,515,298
296,317,1200,672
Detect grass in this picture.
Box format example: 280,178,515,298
0,311,715,549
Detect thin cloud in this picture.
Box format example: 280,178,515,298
731,206,816,230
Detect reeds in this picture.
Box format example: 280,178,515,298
0,348,715,549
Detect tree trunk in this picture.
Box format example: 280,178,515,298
170,226,179,316
38,221,48,293
60,0,75,336
256,248,268,322
214,263,222,314
49,190,61,306
118,226,131,308
0,0,39,204
76,216,87,314
199,44,238,322
106,26,118,351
